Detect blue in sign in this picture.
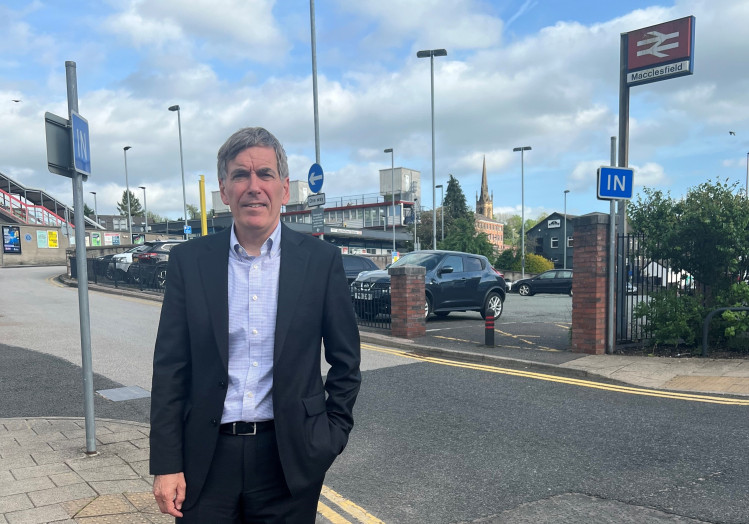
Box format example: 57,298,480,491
184,225,192,235
308,163,324,193
597,166,634,200
70,111,91,176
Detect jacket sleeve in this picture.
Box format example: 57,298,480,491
321,248,362,450
149,246,191,475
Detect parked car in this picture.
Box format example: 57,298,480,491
341,254,379,284
105,244,152,280
350,250,506,320
491,266,512,293
512,269,573,296
126,240,185,288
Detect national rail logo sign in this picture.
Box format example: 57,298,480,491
625,16,695,86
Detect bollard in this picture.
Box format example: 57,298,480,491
485,309,495,346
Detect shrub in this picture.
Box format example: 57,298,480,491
634,288,704,349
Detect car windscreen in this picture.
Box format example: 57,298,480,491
390,253,441,272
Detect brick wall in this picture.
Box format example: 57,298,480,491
570,213,610,354
389,265,426,339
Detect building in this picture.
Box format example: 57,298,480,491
525,212,576,269
474,156,504,254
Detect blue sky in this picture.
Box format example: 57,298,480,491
1,0,748,221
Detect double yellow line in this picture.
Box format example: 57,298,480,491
361,343,749,406
318,486,385,523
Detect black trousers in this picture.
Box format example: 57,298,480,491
178,428,324,523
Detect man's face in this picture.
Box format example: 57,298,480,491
220,146,290,243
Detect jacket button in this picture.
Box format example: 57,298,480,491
211,418,218,426
218,380,226,388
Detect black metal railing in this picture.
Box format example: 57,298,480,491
350,282,391,329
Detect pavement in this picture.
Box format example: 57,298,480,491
2,276,748,523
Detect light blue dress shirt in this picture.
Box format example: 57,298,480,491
221,222,281,423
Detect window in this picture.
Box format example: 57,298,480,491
550,237,559,248
441,255,464,273
567,237,573,248
465,257,483,272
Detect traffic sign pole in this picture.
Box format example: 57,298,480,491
65,61,97,455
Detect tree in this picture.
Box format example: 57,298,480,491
629,179,749,292
495,249,520,271
439,217,494,258
524,252,554,273
443,174,471,221
116,190,143,217
186,204,200,219
83,203,95,219
503,213,545,250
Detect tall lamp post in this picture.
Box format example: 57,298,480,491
89,191,98,226
746,152,748,199
512,146,531,278
417,48,447,249
384,148,396,254
168,104,188,238
413,199,418,250
563,189,570,269
123,146,133,240
139,186,148,234
436,184,444,242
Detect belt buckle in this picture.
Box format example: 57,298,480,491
234,422,256,436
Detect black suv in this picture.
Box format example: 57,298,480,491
342,254,379,284
350,250,506,320
126,240,185,289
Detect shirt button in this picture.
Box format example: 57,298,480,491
252,329,258,335
252,295,258,301
253,264,258,270
246,392,253,398
252,362,258,367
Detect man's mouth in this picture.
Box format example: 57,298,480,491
242,202,266,208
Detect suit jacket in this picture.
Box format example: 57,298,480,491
149,224,361,507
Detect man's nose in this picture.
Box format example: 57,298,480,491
245,173,262,193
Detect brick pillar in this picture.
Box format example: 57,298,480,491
571,213,610,354
389,265,426,339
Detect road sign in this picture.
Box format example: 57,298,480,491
308,163,324,193
70,111,91,176
184,225,192,235
597,166,634,200
45,112,72,178
311,207,324,234
308,192,326,207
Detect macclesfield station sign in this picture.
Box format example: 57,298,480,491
625,16,695,86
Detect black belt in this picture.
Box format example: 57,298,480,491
220,421,274,436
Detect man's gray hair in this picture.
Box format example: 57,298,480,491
217,127,289,183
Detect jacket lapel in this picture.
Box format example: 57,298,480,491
275,224,309,362
198,228,231,369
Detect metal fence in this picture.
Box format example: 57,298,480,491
69,252,166,293
350,281,391,330
616,233,701,345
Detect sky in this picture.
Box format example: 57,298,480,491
1,0,748,221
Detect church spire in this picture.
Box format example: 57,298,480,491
476,155,493,218
480,156,489,197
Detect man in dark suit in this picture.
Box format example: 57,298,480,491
150,127,361,522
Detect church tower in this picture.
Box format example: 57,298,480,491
475,156,493,218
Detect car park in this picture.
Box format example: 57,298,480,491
126,240,185,288
341,254,379,284
107,244,152,280
512,269,573,296
350,250,506,320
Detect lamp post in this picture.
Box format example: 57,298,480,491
417,48,447,249
436,184,444,242
384,148,396,253
139,186,148,234
168,104,188,238
89,191,98,225
413,199,418,250
123,146,133,240
746,152,748,199
512,146,531,278
563,189,570,269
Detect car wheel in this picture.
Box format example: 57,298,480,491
518,283,532,296
425,296,433,319
435,311,450,318
481,292,503,319
105,264,114,280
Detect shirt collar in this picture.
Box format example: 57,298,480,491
230,221,282,259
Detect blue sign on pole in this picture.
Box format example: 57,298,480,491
308,163,324,193
70,111,91,177
184,225,192,235
597,166,634,200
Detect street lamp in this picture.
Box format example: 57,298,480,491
563,189,570,269
513,146,532,278
384,148,396,254
436,184,444,242
89,191,98,226
413,198,418,250
123,146,133,240
168,104,188,237
417,48,447,249
139,186,148,234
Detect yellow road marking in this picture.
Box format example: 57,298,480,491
321,487,386,523
317,500,352,524
361,343,749,406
